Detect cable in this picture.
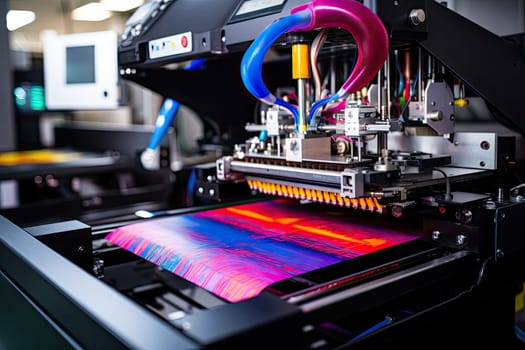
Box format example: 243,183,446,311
185,168,197,206
399,71,419,120
240,11,311,130
516,325,525,342
330,315,393,349
241,0,389,132
259,130,268,141
300,0,388,126
322,98,347,116
351,316,393,342
317,50,358,120
311,29,328,100
330,257,490,349
395,50,404,96
310,94,342,126
146,98,180,151
433,167,451,201
331,134,355,143
146,59,205,152
141,59,205,169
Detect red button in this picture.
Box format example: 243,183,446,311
181,35,188,48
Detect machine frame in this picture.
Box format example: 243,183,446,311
2,0,525,349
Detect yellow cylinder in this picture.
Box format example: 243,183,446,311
454,98,469,107
292,44,311,79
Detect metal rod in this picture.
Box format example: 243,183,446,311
357,136,362,161
330,56,336,94
377,67,382,117
318,125,344,131
385,53,391,119
418,47,423,100
297,78,307,137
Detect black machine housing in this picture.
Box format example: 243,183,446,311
2,0,525,349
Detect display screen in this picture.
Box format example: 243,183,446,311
230,0,287,23
125,0,156,26
236,0,286,15
66,45,95,84
106,199,418,303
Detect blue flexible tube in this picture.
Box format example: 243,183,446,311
186,58,205,70
309,91,344,126
398,76,405,96
517,325,525,342
147,98,180,150
240,10,312,129
186,168,197,205
351,316,392,342
259,129,268,141
146,58,206,151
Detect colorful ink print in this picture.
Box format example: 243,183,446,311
106,199,418,303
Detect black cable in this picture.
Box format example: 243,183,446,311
331,257,490,348
433,167,451,201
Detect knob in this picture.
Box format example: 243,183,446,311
409,9,426,26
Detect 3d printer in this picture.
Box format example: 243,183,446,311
2,0,525,349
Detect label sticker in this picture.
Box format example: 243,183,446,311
149,32,192,59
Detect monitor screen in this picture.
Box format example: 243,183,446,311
43,31,118,110
66,45,95,84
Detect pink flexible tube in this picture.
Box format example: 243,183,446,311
322,99,347,115
291,0,389,96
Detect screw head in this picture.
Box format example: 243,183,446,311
480,140,490,150
456,234,466,245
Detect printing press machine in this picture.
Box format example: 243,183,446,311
2,0,525,348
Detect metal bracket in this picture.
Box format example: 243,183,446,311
341,168,365,198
